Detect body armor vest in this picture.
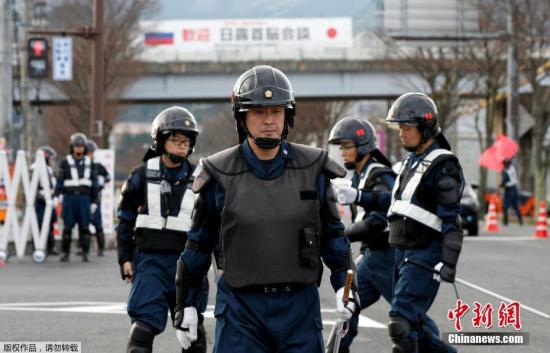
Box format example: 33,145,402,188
202,143,327,288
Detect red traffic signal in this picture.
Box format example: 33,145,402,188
28,37,48,78
28,38,48,59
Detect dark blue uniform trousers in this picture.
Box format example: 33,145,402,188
127,251,208,334
391,240,457,353
213,276,324,353
61,193,91,253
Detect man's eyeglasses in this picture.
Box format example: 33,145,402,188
168,138,191,147
339,144,356,151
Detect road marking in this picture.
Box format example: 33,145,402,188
455,278,550,320
0,302,387,328
464,236,539,241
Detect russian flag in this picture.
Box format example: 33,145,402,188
144,32,174,45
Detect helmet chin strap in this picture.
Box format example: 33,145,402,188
343,161,356,170
167,153,186,164
242,122,282,150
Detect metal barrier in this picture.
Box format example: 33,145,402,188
0,150,53,263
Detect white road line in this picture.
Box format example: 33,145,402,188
0,302,387,328
464,236,539,241
455,278,550,320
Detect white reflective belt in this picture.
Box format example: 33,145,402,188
147,157,160,171
64,155,92,187
388,149,454,231
389,156,409,208
400,149,453,200
353,162,386,223
135,182,166,230
135,157,193,232
390,200,442,231
165,185,195,232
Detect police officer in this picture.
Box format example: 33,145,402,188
174,65,357,353
33,146,59,256
358,93,463,353
329,117,447,353
328,117,396,352
55,133,98,262
501,158,523,226
86,140,111,256
117,107,207,353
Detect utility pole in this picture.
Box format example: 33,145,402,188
29,0,104,147
90,0,104,146
507,0,520,142
19,0,35,153
0,0,13,141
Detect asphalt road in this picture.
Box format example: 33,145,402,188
1,223,549,353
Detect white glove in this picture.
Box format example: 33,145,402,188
176,329,191,350
335,287,356,322
336,186,360,205
433,262,443,282
90,203,98,214
176,306,198,349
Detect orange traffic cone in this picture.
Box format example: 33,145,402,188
53,221,61,240
534,201,548,238
485,201,499,232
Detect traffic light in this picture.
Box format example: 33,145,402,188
28,37,48,78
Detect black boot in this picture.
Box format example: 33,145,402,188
60,254,69,262
127,322,154,353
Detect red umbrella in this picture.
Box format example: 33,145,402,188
478,135,519,172
493,134,519,160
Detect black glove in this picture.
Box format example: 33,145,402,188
435,231,463,283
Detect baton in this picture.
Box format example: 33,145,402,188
332,269,354,353
403,257,460,300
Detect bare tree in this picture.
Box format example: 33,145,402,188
43,0,158,147
464,0,508,207
514,0,550,203
290,100,353,148
194,110,236,159
387,41,470,133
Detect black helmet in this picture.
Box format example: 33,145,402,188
231,65,295,143
38,145,57,162
328,117,378,155
144,106,199,161
86,141,98,153
386,92,441,137
328,116,391,167
70,132,87,146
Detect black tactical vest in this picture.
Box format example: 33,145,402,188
388,150,457,248
202,143,329,288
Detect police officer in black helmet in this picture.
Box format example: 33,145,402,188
360,93,463,353
174,65,357,353
116,107,208,353
327,117,446,353
55,133,98,262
